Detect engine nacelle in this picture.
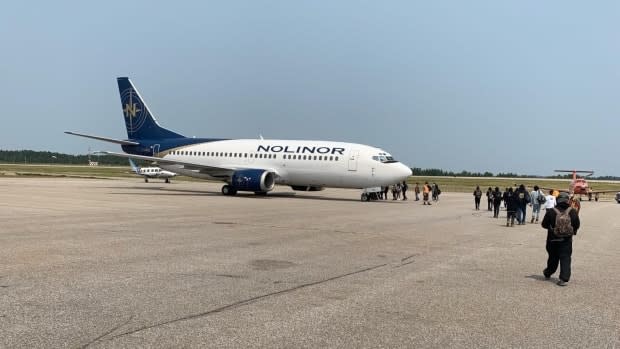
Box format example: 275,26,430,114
231,169,275,192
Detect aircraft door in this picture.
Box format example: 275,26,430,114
348,150,359,171
152,144,160,156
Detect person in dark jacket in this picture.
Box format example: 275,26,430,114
473,186,482,210
541,192,580,286
505,188,517,226
514,184,531,225
492,187,502,218
401,181,408,200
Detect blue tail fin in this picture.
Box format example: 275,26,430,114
117,77,185,140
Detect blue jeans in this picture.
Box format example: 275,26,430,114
517,205,527,223
531,203,541,221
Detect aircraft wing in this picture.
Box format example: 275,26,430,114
65,131,140,146
100,151,278,179
589,190,618,195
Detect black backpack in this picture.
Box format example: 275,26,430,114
537,191,546,204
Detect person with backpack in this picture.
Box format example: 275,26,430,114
492,187,503,218
541,192,580,286
473,186,482,210
529,185,546,223
514,184,531,225
433,183,441,201
401,181,408,201
486,187,493,211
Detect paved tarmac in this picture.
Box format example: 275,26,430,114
1,178,619,348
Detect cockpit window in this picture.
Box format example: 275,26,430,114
372,153,398,163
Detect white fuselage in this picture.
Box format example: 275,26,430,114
138,167,176,179
160,139,411,189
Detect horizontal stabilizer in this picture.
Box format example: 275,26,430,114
65,131,140,146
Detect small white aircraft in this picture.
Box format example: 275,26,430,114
128,158,176,183
66,77,412,200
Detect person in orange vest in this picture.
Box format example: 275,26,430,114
423,182,432,205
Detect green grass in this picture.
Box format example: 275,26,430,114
0,163,131,178
2,164,620,197
407,176,620,198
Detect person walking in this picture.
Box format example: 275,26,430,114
544,189,557,210
505,187,517,226
486,187,493,211
492,187,502,218
414,183,420,201
530,185,546,223
502,188,510,209
473,186,482,210
432,183,441,202
514,184,531,225
402,181,408,201
423,182,432,205
541,192,580,286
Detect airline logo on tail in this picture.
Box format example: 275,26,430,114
121,88,146,134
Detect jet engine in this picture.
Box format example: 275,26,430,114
224,169,275,194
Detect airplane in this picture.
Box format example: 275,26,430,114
66,77,412,200
128,158,176,183
552,170,615,201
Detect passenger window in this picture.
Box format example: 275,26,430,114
330,156,333,161
335,156,339,161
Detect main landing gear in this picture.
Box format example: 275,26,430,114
221,185,237,196
221,185,268,196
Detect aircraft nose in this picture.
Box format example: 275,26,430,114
399,163,412,179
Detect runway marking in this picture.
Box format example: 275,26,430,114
92,263,388,344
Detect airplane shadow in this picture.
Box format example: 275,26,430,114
103,186,406,203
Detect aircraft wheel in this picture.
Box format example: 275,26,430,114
144,178,148,183
165,178,170,183
254,191,268,196
222,185,232,195
361,193,369,202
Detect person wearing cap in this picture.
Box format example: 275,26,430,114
540,192,580,286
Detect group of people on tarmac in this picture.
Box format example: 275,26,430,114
415,182,440,205
377,181,409,200
473,184,570,226
376,181,443,203
473,184,580,286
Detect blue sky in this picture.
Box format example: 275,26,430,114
1,1,618,175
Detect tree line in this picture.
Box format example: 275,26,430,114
2,150,619,180
0,150,131,166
